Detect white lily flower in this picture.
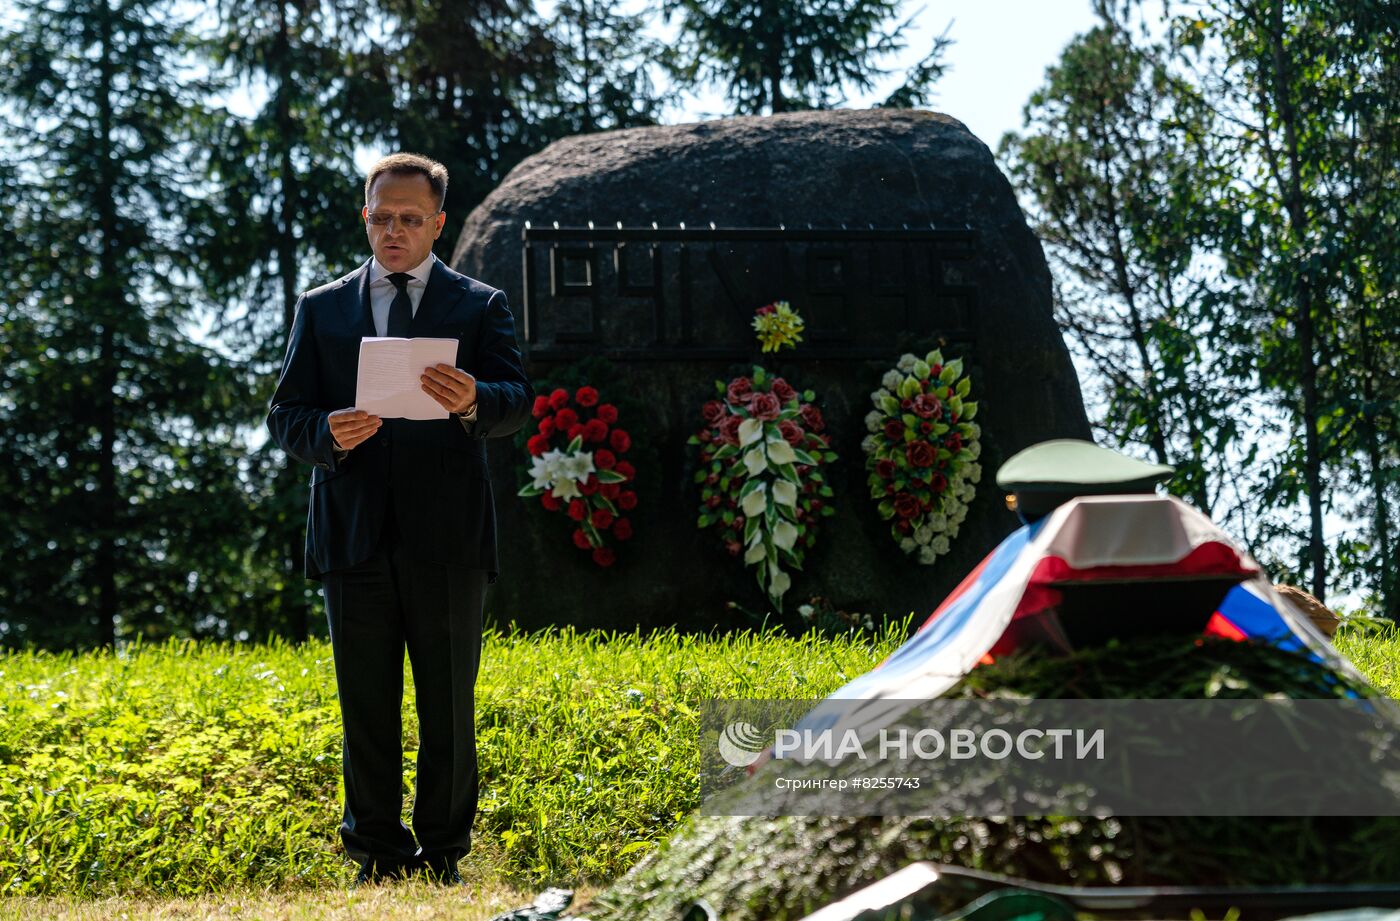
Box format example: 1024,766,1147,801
743,447,767,476
772,480,798,507
741,484,768,517
738,417,764,447
865,411,883,433
769,568,791,598
766,440,797,465
744,542,766,564
561,450,596,482
528,456,556,491
552,478,581,501
772,520,798,551
534,448,563,482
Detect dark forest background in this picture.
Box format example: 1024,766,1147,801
0,0,1394,648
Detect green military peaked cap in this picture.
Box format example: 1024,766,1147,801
996,438,1175,521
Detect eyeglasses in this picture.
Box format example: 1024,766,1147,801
365,211,439,229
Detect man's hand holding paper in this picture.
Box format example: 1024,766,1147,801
354,337,474,420
329,409,382,451
419,362,477,415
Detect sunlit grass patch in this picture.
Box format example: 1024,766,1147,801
0,623,905,897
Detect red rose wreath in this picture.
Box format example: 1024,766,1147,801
518,386,637,567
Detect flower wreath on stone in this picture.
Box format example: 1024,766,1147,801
688,366,836,610
518,386,637,567
861,350,982,565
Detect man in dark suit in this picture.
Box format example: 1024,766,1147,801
266,152,532,886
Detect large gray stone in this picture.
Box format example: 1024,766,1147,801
450,107,1090,632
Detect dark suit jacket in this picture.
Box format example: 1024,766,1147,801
266,257,533,582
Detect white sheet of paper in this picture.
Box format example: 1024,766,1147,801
354,337,460,420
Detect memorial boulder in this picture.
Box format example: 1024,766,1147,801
450,108,1090,631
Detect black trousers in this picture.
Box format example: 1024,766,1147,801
322,508,488,869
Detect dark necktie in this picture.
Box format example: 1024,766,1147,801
386,272,414,337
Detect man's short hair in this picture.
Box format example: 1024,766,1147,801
364,153,449,211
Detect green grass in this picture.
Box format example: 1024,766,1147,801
1334,618,1400,695
1,876,583,921
0,618,1396,908
0,623,907,897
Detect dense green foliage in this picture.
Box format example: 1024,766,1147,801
586,628,1400,921
1000,26,1236,518
194,0,392,643
0,0,255,649
543,0,682,133
1002,1,1400,613
658,0,947,113
0,624,906,895
0,0,953,651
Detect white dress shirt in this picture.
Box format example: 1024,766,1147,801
369,251,434,338
332,252,476,458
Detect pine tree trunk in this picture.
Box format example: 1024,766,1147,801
1357,301,1396,618
768,13,785,114
768,50,784,112
1267,0,1327,599
1097,103,1172,470
580,1,595,132
95,0,119,648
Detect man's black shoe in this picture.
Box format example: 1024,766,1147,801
352,858,409,888
414,854,466,886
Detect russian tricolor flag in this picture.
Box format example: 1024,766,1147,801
780,494,1354,748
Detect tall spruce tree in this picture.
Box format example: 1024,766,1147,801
1338,22,1400,616
542,0,681,133
881,24,953,109
659,0,942,114
999,23,1248,525
0,0,249,647
194,0,371,640
1279,0,1399,614
347,0,568,247
1032,0,1400,609
1170,0,1398,602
